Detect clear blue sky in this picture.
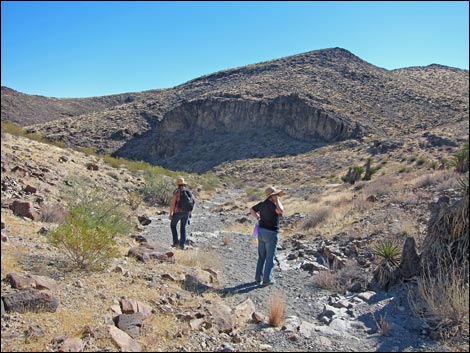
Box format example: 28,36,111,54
1,1,469,98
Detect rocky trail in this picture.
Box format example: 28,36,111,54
142,189,449,352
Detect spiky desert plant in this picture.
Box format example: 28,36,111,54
373,313,392,336
373,240,401,266
342,166,364,184
372,240,401,290
452,142,469,173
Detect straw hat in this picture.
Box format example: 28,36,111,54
265,186,284,198
176,177,187,186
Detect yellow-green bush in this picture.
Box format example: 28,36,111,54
48,179,132,271
140,172,175,206
47,208,121,271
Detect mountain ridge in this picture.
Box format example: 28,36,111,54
2,47,468,172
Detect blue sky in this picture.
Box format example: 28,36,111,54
1,1,469,98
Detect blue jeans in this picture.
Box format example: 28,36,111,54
255,227,278,283
170,212,189,248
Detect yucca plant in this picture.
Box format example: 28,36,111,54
342,166,364,184
372,240,402,290
452,142,469,173
372,240,401,266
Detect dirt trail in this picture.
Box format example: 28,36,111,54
143,189,447,352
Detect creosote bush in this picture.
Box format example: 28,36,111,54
47,179,132,271
141,172,175,206
47,207,121,271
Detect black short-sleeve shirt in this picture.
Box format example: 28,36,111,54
252,199,280,232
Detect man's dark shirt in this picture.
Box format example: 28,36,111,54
252,199,280,232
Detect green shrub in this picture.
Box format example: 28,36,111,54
1,121,24,135
62,180,132,235
47,207,121,270
76,146,98,156
2,121,69,148
440,157,451,169
102,155,125,169
199,172,220,191
140,172,175,206
429,160,439,170
48,178,132,270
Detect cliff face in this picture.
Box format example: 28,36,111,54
3,48,468,172
154,95,363,155
109,94,365,171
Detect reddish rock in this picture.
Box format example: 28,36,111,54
10,200,37,220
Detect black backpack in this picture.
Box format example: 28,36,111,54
177,188,195,212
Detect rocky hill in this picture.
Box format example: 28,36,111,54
2,47,468,173
0,86,159,126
